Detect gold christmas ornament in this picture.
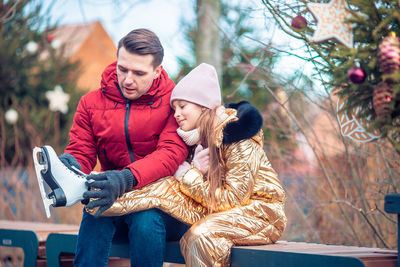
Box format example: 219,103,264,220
373,81,394,122
378,32,400,80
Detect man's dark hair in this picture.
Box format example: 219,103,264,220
117,28,164,68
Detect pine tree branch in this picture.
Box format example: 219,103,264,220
0,0,21,23
243,34,322,64
226,49,269,99
262,0,304,41
262,0,336,69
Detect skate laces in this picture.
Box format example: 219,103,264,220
59,162,87,180
71,166,87,179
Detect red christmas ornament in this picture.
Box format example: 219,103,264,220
47,34,55,42
291,15,307,31
378,32,400,75
347,66,366,84
373,81,393,122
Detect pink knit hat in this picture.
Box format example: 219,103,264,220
170,63,221,109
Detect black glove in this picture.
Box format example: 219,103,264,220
83,169,137,217
59,153,81,171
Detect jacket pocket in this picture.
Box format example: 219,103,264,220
99,148,116,170
132,138,158,159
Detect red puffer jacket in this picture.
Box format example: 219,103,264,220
64,62,188,188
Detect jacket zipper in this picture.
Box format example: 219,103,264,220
125,100,135,162
113,82,135,163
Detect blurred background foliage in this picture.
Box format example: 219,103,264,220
0,0,399,255
0,0,83,166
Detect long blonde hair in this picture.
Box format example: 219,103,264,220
197,106,223,211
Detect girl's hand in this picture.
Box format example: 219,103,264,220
174,161,191,181
193,145,210,175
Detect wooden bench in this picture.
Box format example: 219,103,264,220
0,220,135,266
230,241,397,267
46,233,184,266
0,220,79,267
1,212,398,267
44,233,397,267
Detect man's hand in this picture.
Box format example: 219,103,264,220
192,145,209,175
83,169,136,217
59,153,81,171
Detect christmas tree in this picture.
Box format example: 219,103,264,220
262,0,400,153
0,0,82,166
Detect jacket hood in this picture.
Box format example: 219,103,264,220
216,101,263,146
100,61,175,104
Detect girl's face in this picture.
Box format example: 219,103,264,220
172,100,204,131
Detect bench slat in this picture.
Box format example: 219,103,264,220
1,220,398,267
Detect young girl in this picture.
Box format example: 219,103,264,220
169,63,286,266
88,63,286,266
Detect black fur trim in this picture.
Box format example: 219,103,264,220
222,101,263,145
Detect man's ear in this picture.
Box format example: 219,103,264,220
154,65,162,79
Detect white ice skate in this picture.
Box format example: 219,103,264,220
33,145,88,218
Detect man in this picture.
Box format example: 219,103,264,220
60,29,189,267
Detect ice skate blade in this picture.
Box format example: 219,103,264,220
33,147,53,218
33,145,89,218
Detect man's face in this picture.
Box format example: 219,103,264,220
117,46,162,100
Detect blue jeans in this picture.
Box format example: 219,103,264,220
73,208,189,267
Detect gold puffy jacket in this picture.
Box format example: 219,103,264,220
88,108,286,266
